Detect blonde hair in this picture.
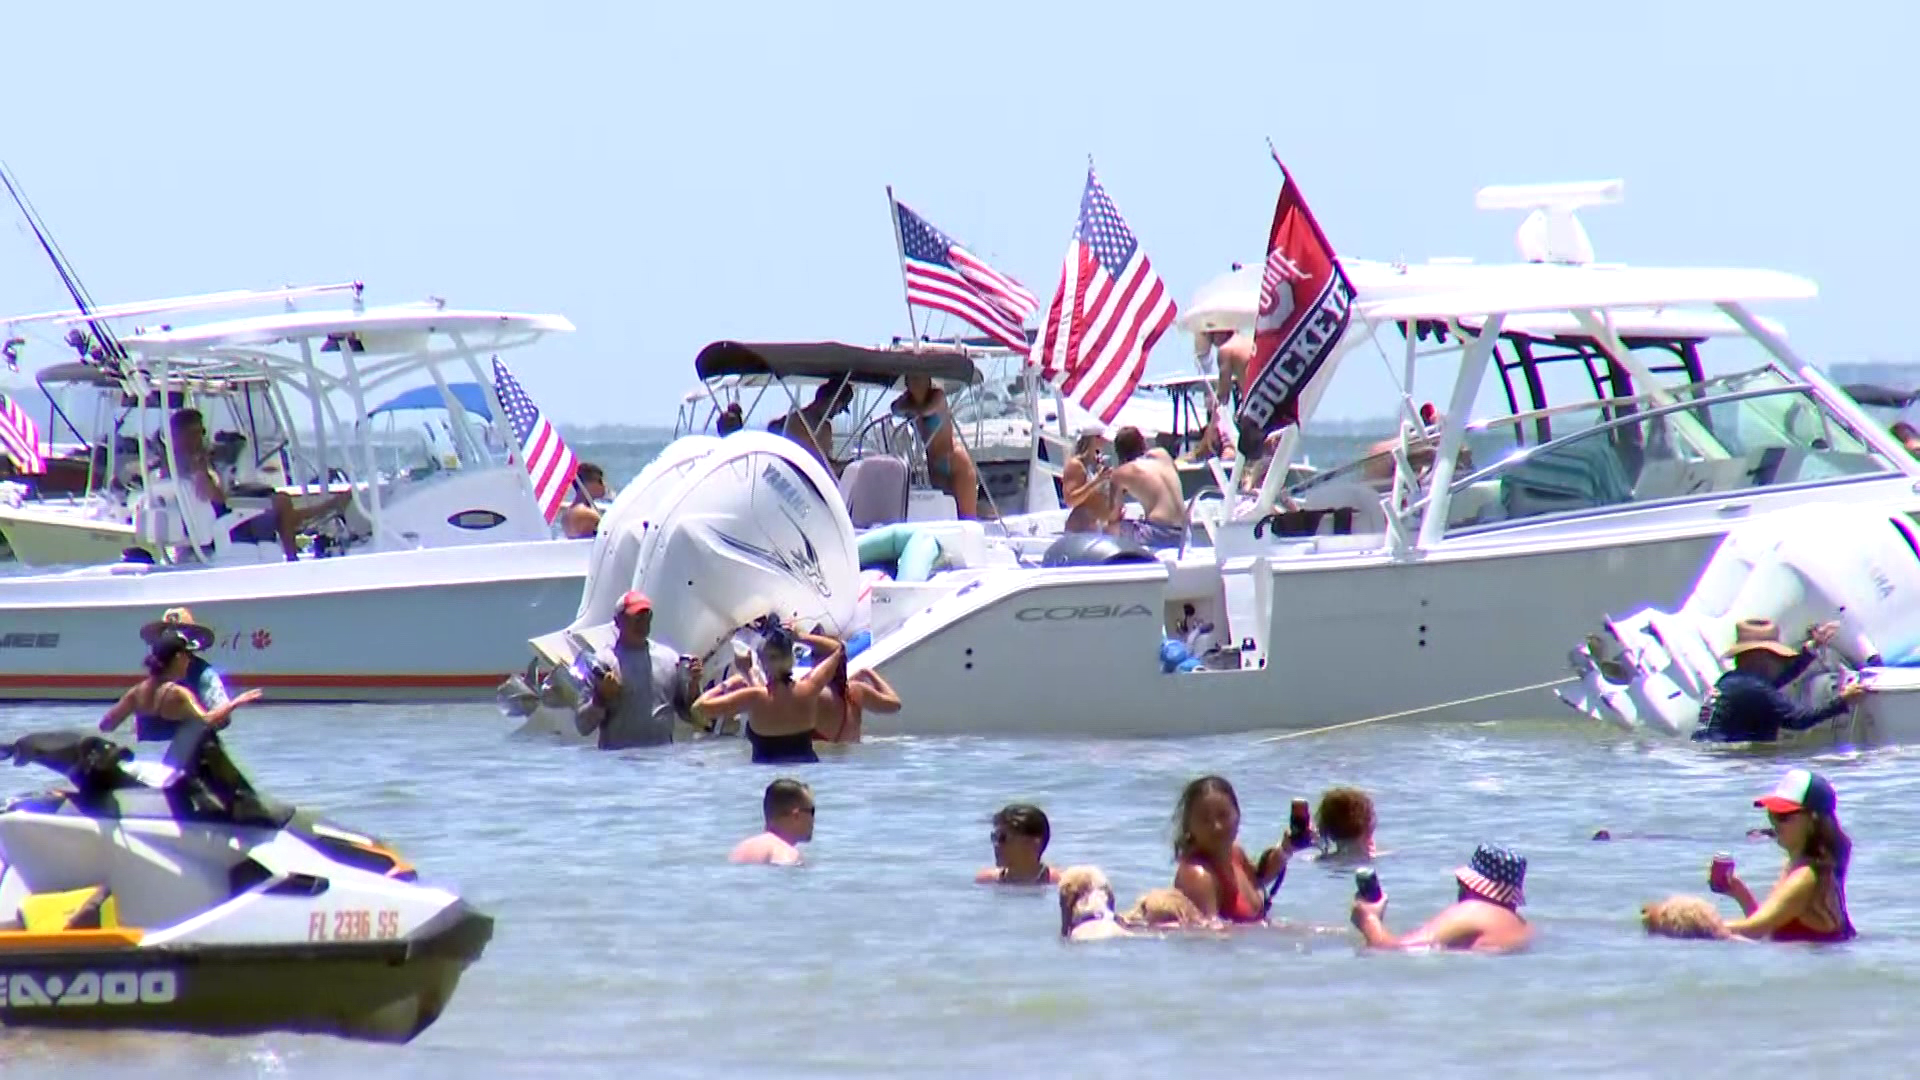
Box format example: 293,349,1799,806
1641,894,1729,940
1122,887,1204,928
1057,865,1116,937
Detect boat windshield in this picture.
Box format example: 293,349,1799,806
1437,368,1899,533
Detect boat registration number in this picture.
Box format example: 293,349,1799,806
307,909,403,942
0,970,178,1007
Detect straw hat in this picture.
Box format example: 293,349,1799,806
1721,617,1800,661
139,607,214,651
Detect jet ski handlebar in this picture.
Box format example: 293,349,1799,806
6,731,135,791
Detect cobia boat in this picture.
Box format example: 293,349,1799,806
0,300,590,702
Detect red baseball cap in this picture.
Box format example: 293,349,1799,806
617,591,652,618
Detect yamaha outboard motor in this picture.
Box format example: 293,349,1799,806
1040,532,1159,569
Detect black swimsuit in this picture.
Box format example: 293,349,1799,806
746,725,818,765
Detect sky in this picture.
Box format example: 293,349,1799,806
1,0,1915,426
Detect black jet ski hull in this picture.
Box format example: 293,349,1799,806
0,902,492,1043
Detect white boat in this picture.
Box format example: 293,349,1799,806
0,283,368,568
550,180,1920,737
0,301,591,702
1557,501,1920,746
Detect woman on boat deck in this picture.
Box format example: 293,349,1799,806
1170,775,1293,924
1060,429,1116,534
691,619,844,765
1710,769,1857,943
889,374,979,520
101,629,263,743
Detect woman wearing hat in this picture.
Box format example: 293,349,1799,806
101,628,264,742
1692,618,1865,743
139,608,230,713
1711,768,1856,943
1351,843,1533,953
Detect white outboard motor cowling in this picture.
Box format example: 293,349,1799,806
567,432,861,662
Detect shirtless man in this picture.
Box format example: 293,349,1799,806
1351,843,1532,953
1107,426,1187,549
560,462,607,539
774,383,853,473
1207,329,1254,415
1060,429,1115,534
729,778,815,866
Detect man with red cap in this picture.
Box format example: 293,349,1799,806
574,590,704,750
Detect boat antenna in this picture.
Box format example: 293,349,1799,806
0,162,127,375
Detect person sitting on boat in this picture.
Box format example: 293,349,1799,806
561,462,608,539
574,591,704,751
1060,429,1116,534
729,778,814,866
889,373,979,520
139,607,230,712
1709,769,1856,943
814,647,900,745
976,803,1061,886
1351,843,1532,953
716,402,745,436
690,617,843,765
100,628,264,743
1691,618,1864,743
1106,426,1188,549
1313,786,1380,862
1890,421,1920,458
166,408,350,561
772,382,854,475
1170,776,1291,924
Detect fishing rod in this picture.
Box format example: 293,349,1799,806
0,162,126,375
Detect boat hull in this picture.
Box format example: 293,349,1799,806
0,902,492,1043
0,506,141,569
856,527,1727,737
0,539,590,703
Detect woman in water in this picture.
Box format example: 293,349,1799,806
1711,768,1856,942
1169,775,1291,924
814,653,900,745
889,373,979,519
691,620,844,765
100,628,264,742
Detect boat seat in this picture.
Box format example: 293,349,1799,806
18,884,118,931
133,478,271,553
1500,439,1634,520
840,455,910,528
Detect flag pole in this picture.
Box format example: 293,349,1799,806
886,185,921,348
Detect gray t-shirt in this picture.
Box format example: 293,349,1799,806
581,640,684,750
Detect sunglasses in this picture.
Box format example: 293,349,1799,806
793,805,816,817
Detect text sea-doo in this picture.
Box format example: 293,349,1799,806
0,723,491,1042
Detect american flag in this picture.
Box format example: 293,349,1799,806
492,357,578,524
893,198,1038,350
1030,166,1177,424
0,393,44,475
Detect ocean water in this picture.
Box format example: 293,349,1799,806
3,432,1912,1077
0,706,1913,1079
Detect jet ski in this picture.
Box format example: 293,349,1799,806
0,720,493,1043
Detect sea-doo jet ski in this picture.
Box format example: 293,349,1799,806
0,721,492,1043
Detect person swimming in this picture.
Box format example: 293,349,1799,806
1711,769,1856,943
1169,776,1289,924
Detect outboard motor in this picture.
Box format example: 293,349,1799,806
1040,532,1159,569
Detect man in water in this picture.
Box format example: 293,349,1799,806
574,591,703,750
1692,618,1864,743
1107,426,1187,549
730,778,814,865
1351,843,1532,953
139,607,229,711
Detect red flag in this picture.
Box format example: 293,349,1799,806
1236,154,1356,446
